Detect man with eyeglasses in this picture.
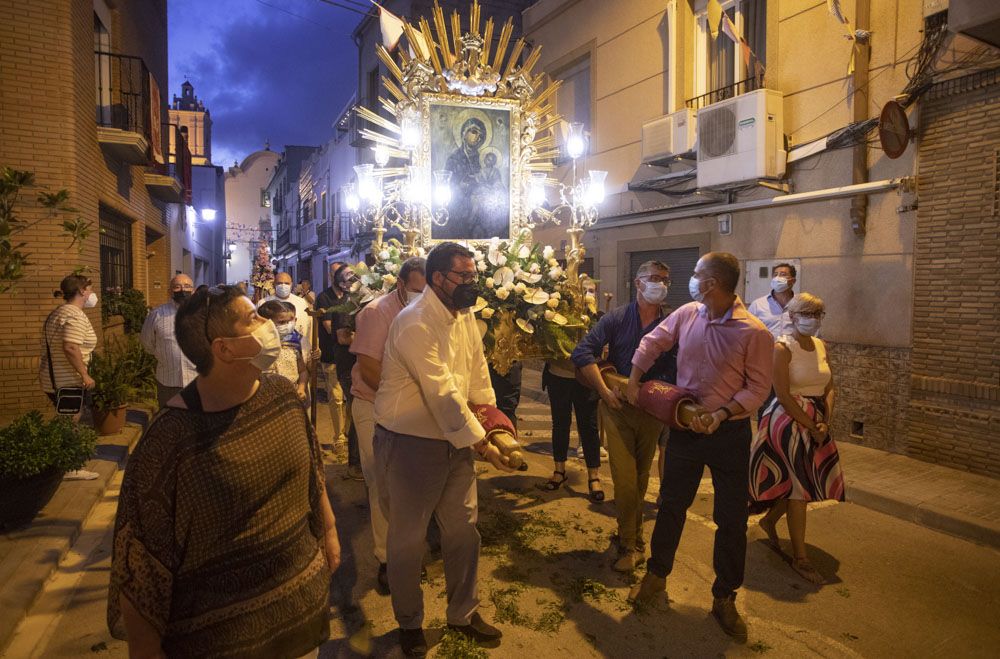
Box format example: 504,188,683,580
748,262,797,338
140,273,198,408
374,242,514,657
571,260,678,573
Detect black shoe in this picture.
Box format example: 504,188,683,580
377,562,390,594
399,628,427,657
712,594,748,643
447,612,502,647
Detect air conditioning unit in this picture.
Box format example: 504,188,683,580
641,109,697,164
696,88,786,188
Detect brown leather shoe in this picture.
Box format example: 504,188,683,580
612,549,643,573
712,594,748,643
627,572,666,606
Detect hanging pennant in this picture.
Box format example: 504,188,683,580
707,0,723,39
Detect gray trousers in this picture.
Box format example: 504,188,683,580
373,425,480,629
156,382,183,409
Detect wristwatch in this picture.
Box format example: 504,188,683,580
718,407,733,421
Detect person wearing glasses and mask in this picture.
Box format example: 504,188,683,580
750,293,843,586
571,260,677,573
109,285,340,659
373,243,514,657
140,273,198,408
258,271,314,360
748,263,797,339
349,257,426,593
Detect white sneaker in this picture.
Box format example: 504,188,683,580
63,469,99,481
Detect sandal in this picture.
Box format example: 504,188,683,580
587,478,605,502
539,470,568,491
791,557,826,585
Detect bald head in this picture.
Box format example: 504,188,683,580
170,274,194,291
274,272,292,286
697,252,740,293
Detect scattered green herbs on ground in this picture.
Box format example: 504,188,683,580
750,640,773,653
433,629,489,659
489,585,567,633
479,505,568,555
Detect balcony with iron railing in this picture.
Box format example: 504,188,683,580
145,124,190,203
685,72,765,110
301,220,330,249
94,50,154,164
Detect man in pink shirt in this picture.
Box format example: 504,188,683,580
351,257,427,593
626,252,773,643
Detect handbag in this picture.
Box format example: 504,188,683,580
44,312,85,415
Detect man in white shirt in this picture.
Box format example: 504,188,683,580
373,242,512,658
747,263,796,339
257,271,313,353
140,274,198,408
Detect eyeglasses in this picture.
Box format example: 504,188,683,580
640,275,670,284
203,285,233,342
447,270,479,285
795,310,826,319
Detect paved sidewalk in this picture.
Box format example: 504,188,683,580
520,365,1000,549
0,409,149,653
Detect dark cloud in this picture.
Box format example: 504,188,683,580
169,0,363,165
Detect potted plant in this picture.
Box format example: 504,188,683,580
0,411,98,529
89,335,156,435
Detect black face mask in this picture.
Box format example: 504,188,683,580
172,290,192,304
449,282,479,310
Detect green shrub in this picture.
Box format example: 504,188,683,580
101,289,149,334
0,411,97,479
89,335,156,412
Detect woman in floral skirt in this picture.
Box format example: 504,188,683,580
749,293,844,585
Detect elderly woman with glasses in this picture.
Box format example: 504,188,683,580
749,292,844,585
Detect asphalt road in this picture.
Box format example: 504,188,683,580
4,396,999,658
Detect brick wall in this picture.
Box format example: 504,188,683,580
0,0,170,423
909,74,1000,478
826,343,911,453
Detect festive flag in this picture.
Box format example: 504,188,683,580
828,0,849,24
720,12,739,44
379,7,405,50
707,0,723,39
740,40,752,67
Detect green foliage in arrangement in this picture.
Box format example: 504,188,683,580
0,167,93,295
101,289,149,334
89,335,157,413
0,411,97,479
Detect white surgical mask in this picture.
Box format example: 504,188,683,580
228,319,282,371
640,281,669,305
771,276,791,293
276,321,296,337
794,317,821,336
83,292,98,308
274,283,292,298
688,276,705,302
406,289,422,305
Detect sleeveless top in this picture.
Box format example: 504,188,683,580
777,335,831,397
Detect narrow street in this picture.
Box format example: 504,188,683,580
4,394,999,659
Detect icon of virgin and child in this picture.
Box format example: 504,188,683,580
430,105,511,240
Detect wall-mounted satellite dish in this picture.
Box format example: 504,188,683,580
878,100,911,159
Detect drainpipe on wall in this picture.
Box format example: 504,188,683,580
850,0,872,236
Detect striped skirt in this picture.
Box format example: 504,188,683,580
749,395,845,503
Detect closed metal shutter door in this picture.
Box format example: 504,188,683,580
627,246,700,312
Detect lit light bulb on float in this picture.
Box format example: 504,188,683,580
353,164,381,205
400,108,421,151
528,172,547,208
343,183,360,212
583,170,607,206
372,143,391,167
566,122,587,160
433,170,452,206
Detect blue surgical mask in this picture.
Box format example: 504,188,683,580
688,276,705,302
794,317,821,336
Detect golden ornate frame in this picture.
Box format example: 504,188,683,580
415,93,522,246
354,0,561,255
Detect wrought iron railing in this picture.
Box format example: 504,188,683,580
685,73,765,110
94,51,152,141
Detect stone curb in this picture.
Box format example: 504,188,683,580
0,410,148,654
519,367,1000,549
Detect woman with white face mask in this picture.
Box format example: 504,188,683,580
38,274,101,480
749,292,843,585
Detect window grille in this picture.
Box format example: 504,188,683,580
99,207,133,293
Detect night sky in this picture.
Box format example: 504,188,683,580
168,0,368,167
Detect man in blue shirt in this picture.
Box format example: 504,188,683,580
572,261,677,572
747,263,796,338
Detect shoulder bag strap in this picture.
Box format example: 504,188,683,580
43,310,58,391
